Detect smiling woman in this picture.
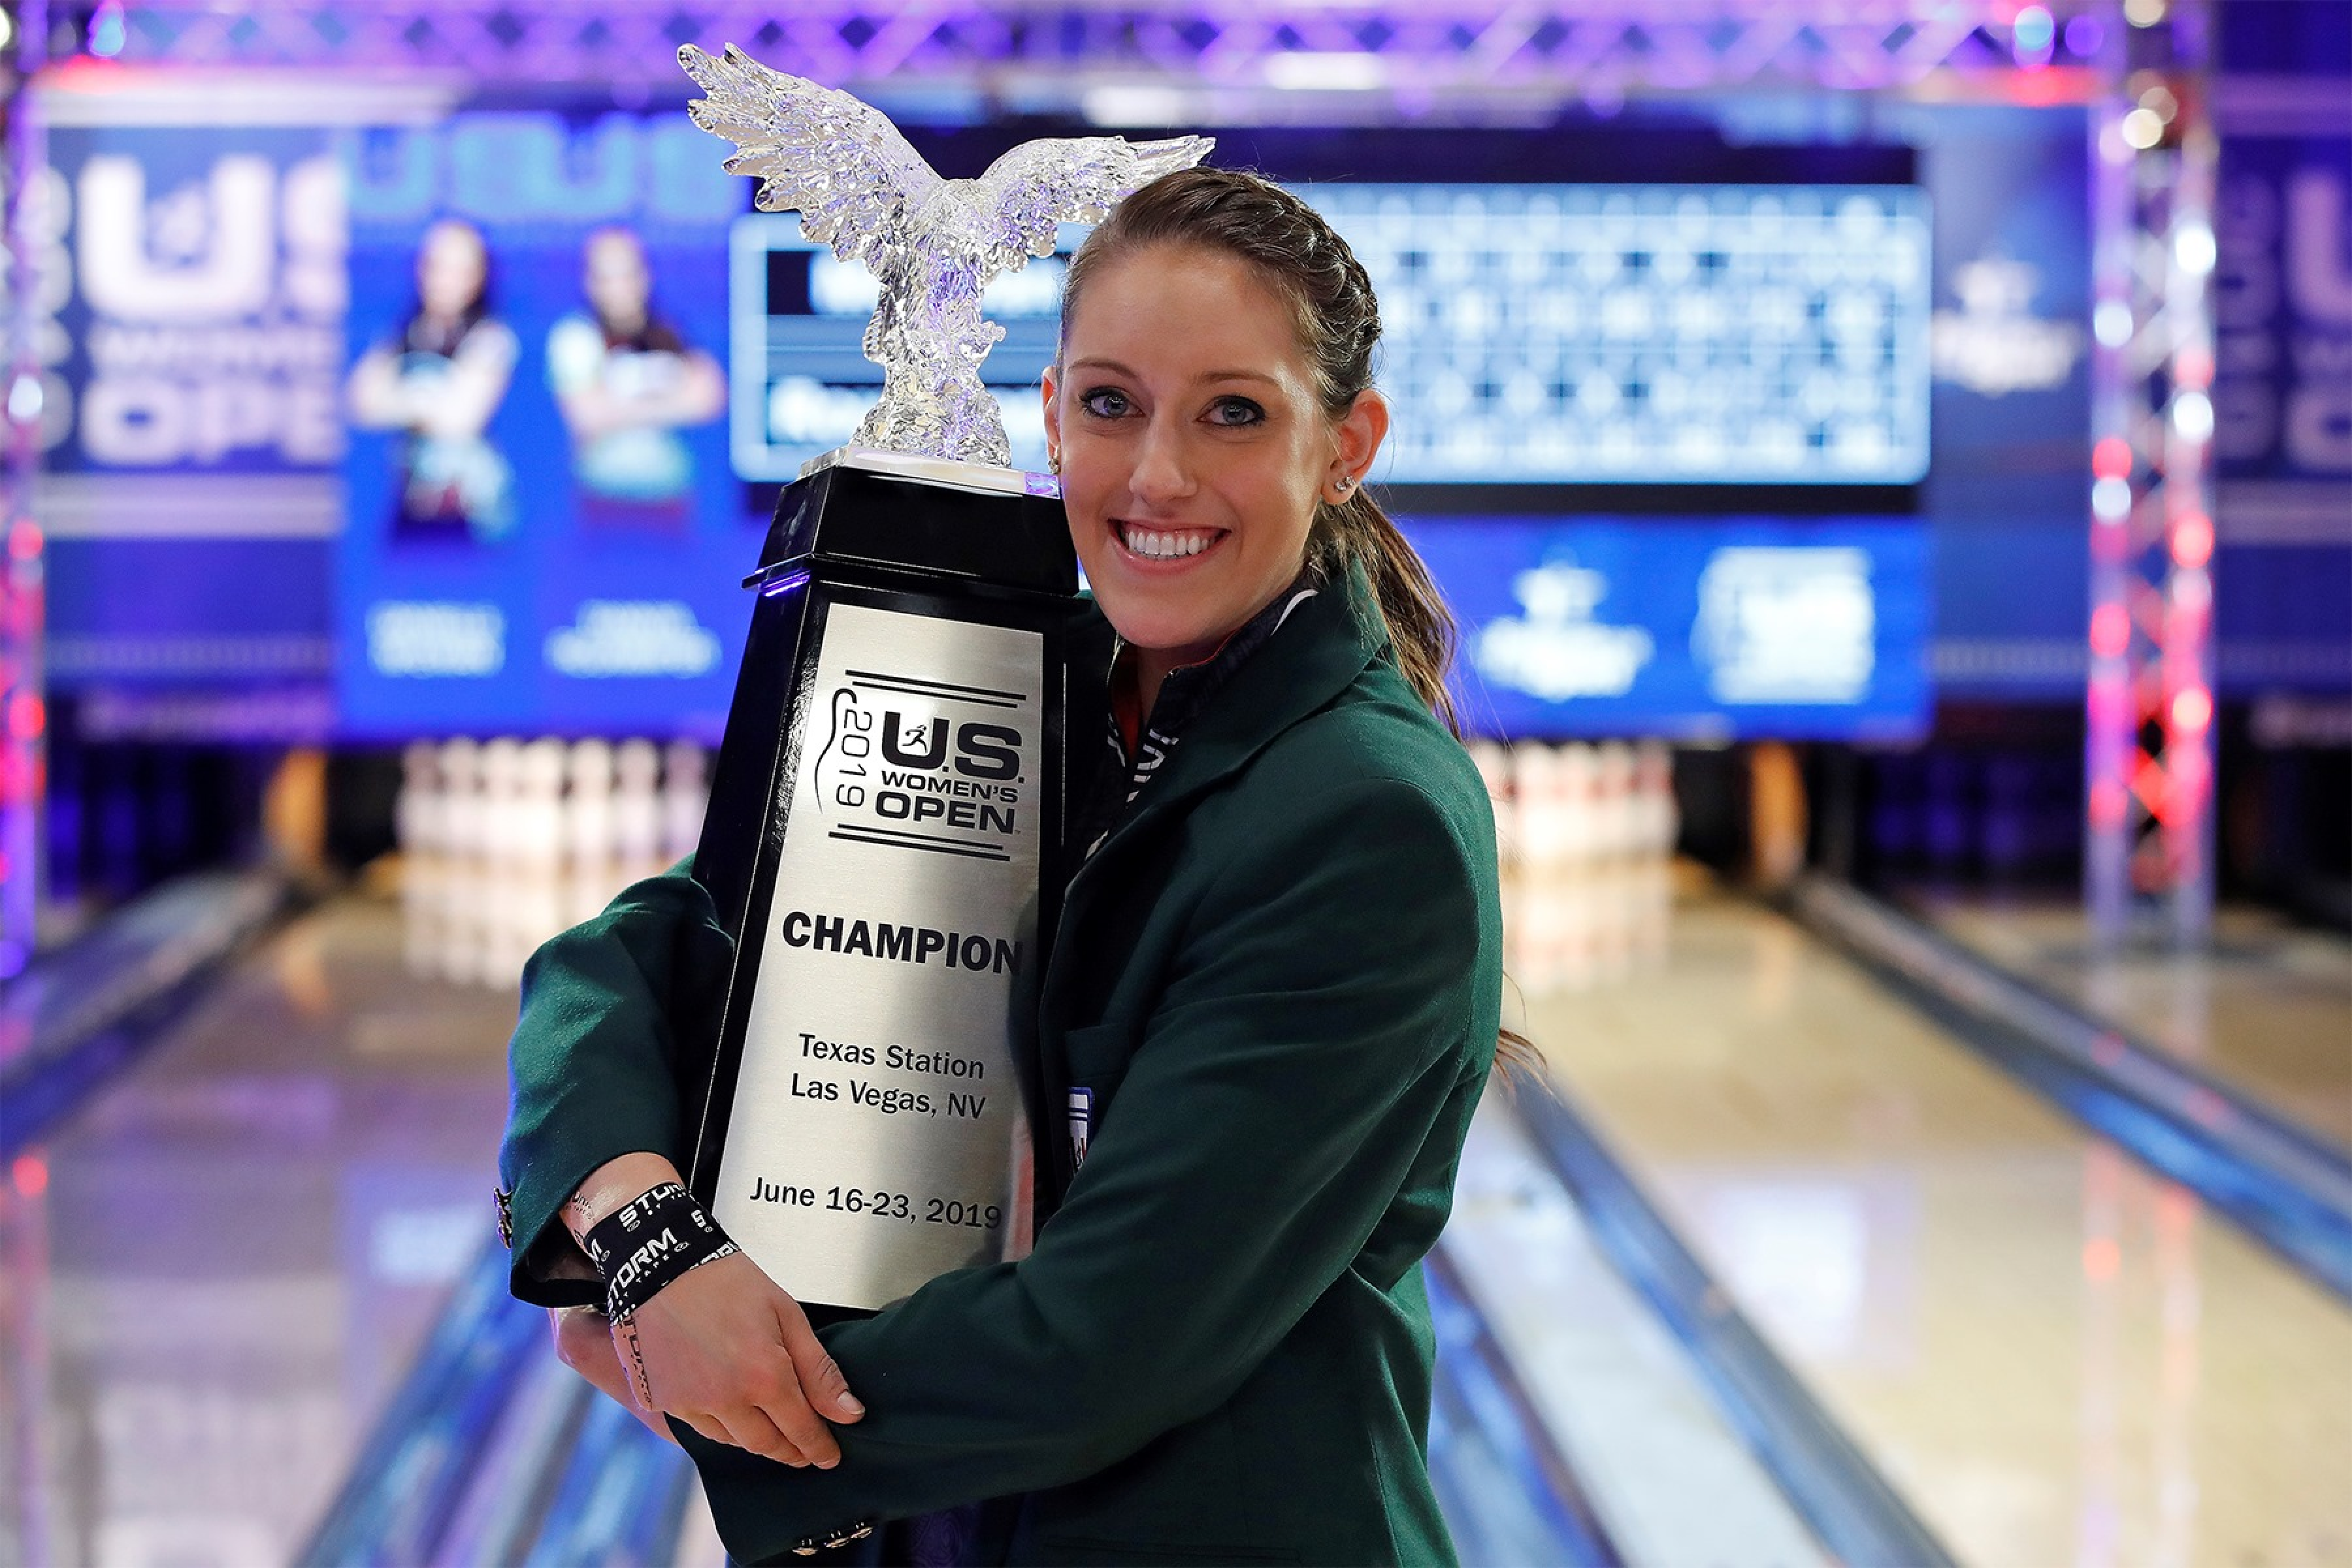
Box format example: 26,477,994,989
499,165,1512,1567
1044,242,1386,698
1045,170,1460,730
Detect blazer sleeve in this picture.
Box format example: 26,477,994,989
498,863,734,1307
683,773,1488,1561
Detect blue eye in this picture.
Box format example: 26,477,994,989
1207,397,1265,427
1079,387,1132,418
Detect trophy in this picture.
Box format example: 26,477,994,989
674,44,1210,1313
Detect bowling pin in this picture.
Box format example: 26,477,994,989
397,742,442,977
566,739,617,926
1595,742,1635,863
515,738,569,957
1512,743,1558,869
479,737,529,987
661,740,709,865
613,738,663,887
437,737,485,985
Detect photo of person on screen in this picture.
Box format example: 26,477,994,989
348,217,519,542
346,217,517,543
545,226,725,527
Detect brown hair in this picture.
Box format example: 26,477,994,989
1056,167,1462,734
1060,167,1540,1080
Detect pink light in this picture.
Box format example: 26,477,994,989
6,522,39,560
2171,687,2212,733
2093,436,2134,480
2089,779,2129,829
2171,512,2213,568
2091,602,2131,658
2173,344,2213,389
11,1152,47,1197
6,694,42,741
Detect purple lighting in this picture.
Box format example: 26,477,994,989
50,3,2135,103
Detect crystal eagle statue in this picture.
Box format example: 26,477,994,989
679,44,1213,470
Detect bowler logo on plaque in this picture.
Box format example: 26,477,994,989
672,44,1210,1312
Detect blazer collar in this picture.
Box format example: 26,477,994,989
1081,557,1391,866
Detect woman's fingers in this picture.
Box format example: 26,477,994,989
715,1400,814,1467
550,1309,678,1446
774,1298,866,1424
750,1374,841,1469
679,1411,734,1450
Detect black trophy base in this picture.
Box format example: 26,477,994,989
680,453,1086,1318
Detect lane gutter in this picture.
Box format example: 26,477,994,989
0,867,302,1162
1509,1081,1959,1568
1425,1243,1625,1567
298,1233,694,1567
1788,875,2352,1305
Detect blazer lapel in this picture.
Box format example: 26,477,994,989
1048,563,1392,986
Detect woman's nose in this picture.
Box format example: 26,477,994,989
1128,417,1194,507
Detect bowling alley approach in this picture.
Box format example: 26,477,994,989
3,2,2349,1565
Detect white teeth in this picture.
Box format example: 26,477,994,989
1122,525,1215,560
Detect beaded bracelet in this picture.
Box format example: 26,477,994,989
583,1181,740,1323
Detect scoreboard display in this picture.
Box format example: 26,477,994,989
1305,184,1931,487
725,181,1933,493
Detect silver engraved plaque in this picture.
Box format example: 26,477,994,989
711,602,1043,1311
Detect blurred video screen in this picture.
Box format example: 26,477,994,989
726,180,1931,491
1305,184,1932,487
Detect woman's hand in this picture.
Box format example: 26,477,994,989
609,1250,865,1468
556,1152,865,1468
550,1306,675,1443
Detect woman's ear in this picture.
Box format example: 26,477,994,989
1040,365,1062,465
1334,388,1390,489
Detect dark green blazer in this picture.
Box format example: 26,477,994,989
498,568,1504,1566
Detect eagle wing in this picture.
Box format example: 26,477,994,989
678,44,939,269
970,135,1217,271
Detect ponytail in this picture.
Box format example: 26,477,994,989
1313,489,1461,738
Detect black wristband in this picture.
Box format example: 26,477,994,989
583,1181,740,1322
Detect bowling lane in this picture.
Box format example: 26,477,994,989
1519,887,2352,1568
1921,895,2352,1150
0,893,516,1568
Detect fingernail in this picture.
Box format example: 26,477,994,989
840,1394,866,1416
819,1458,839,1469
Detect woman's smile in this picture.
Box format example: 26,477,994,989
1043,242,1367,687
1111,520,1228,564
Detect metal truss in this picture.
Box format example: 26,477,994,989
2,1,51,979
61,1,2114,102
2083,0,2218,948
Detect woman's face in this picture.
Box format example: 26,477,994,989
584,229,651,327
418,221,486,319
1043,243,1385,668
